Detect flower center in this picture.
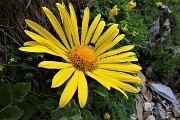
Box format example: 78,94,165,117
68,45,98,71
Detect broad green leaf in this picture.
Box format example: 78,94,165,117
12,82,31,101
0,84,12,106
0,106,24,120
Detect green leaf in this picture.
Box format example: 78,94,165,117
51,100,81,120
94,85,109,97
12,82,31,101
43,98,57,110
70,114,83,120
0,84,12,106
17,102,35,120
81,110,95,120
0,106,24,120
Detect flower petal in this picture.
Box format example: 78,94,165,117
85,71,110,90
90,21,105,43
78,71,88,108
19,46,58,56
38,61,73,69
99,45,135,58
84,14,101,44
92,70,138,93
96,69,141,83
99,52,136,63
81,7,89,45
59,69,79,108
99,57,138,63
56,3,74,48
96,28,119,50
95,24,118,48
25,19,68,52
24,30,69,61
42,7,70,50
69,3,80,46
96,34,125,55
92,70,128,99
51,67,75,88
98,63,142,73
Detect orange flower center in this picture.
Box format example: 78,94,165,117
68,45,98,71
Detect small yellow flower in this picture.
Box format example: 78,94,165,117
104,113,111,120
19,2,142,108
120,20,128,32
132,31,139,37
109,5,120,19
126,0,136,12
156,2,162,7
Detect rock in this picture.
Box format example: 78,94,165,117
143,102,153,111
145,115,155,120
143,111,151,120
153,103,166,120
150,83,179,105
137,72,147,93
136,94,143,120
173,104,180,117
143,91,153,102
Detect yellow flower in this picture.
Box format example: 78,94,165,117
132,31,139,37
156,2,162,7
126,0,136,12
109,5,120,19
19,3,142,108
104,113,111,120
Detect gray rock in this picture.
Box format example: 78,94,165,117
150,83,179,105
153,103,166,120
145,115,155,120
173,104,180,117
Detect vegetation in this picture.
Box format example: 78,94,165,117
0,0,180,119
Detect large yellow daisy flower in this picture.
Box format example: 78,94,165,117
19,3,142,108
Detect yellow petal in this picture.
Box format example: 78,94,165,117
92,70,128,99
99,57,138,63
96,28,119,50
19,46,58,56
25,19,68,52
51,67,75,88
99,52,136,63
96,34,125,55
99,45,135,58
98,63,142,73
95,24,118,48
24,30,69,61
90,21,105,43
23,41,40,46
84,14,101,44
69,3,80,46
92,70,138,93
85,71,110,90
81,7,89,45
56,3,74,48
42,7,70,50
38,61,73,69
59,69,79,108
96,69,142,83
78,71,88,108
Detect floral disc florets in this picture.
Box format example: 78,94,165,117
68,45,98,71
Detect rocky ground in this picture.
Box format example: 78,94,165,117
133,72,180,120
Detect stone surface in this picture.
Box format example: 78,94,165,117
145,115,156,120
143,102,153,111
137,72,147,93
173,104,180,117
136,94,143,120
150,83,179,105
